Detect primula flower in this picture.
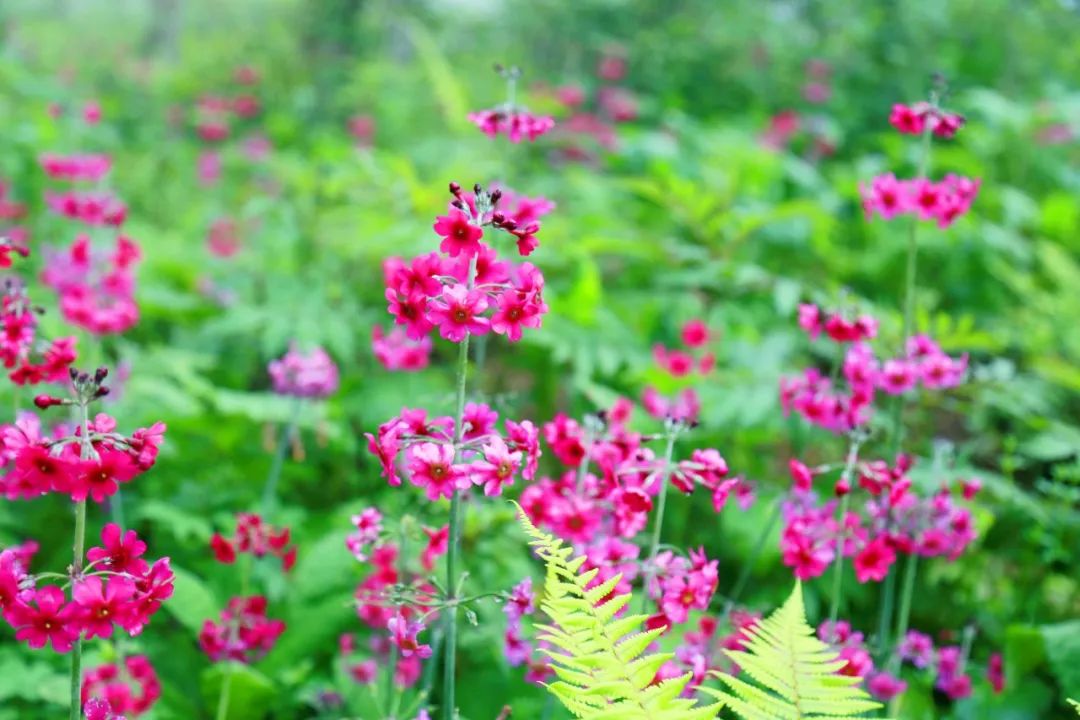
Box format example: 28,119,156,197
420,525,449,571
372,326,432,372
9,585,79,651
429,284,490,342
406,442,467,501
889,103,926,135
433,209,484,258
853,537,896,583
471,436,522,497
388,613,432,659
268,344,338,398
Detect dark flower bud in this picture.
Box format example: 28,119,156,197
94,366,109,383
68,367,79,382
33,394,64,409
448,182,461,196
473,183,482,196
94,386,111,399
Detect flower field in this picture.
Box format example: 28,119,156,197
0,1,1078,718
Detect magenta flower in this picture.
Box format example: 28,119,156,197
471,437,522,497
433,209,484,258
429,284,490,342
490,289,540,341
388,613,432,659
406,442,467,501
8,585,79,652
853,537,896,583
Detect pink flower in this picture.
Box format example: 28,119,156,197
471,437,522,497
372,326,432,372
429,285,489,342
388,613,432,659
9,586,79,652
406,442,467,501
73,575,136,639
788,459,814,491
899,630,935,668
987,652,1004,693
797,304,822,339
853,537,896,583
877,359,917,395
421,525,449,571
490,290,540,341
433,209,483,258
87,524,149,576
867,672,907,700
889,103,925,135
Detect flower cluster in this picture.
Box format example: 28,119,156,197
371,326,432,372
0,284,78,385
781,455,978,582
41,233,142,334
543,47,639,161
366,405,540,501
39,135,143,335
859,173,981,228
468,66,554,143
0,392,166,503
889,103,965,139
199,596,285,663
83,698,127,720
522,408,747,545
384,183,550,344
501,577,538,668
817,620,907,701
210,512,297,571
81,655,161,718
642,317,717,424
343,520,441,692
192,70,263,144
781,305,967,434
0,524,175,652
895,630,1000,700
268,344,339,398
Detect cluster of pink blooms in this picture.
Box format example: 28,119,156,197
383,183,550,344
268,344,339,398
468,108,554,143
781,454,979,582
365,404,540,501
541,47,639,161
896,630,1004,700
0,284,78,385
199,595,285,663
889,103,965,139
371,326,432,372
81,655,161,718
41,232,142,335
342,515,443,691
0,523,175,652
642,318,717,425
859,173,981,228
859,101,979,228
210,512,297,571
817,620,907,701
0,401,166,503
0,179,30,265
39,132,143,335
781,304,967,434
521,406,748,546
192,65,263,144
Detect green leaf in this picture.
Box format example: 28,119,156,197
200,663,277,720
1042,620,1080,698
164,564,221,634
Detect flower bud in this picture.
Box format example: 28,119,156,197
33,394,64,409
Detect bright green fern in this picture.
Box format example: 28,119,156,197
517,505,886,720
517,504,723,719
1068,698,1079,715
706,582,884,719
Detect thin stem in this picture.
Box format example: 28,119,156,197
215,663,234,720
640,428,679,611
442,253,474,720
574,424,594,496
723,498,782,616
827,439,862,624
262,398,302,514
889,553,919,673
70,402,93,720
876,566,897,655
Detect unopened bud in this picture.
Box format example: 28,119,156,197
489,189,502,206
94,386,111,399
448,182,461,196
33,394,64,409
68,367,79,382
473,183,482,196
94,366,109,383
834,478,851,497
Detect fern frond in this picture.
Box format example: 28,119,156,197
515,504,724,720
703,581,885,720
1068,698,1079,716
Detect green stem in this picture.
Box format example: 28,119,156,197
262,398,302,514
889,553,919,673
215,663,234,720
827,439,862,624
876,566,897,655
723,498,782,615
640,428,679,611
442,328,471,720
70,402,93,720
69,499,86,720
